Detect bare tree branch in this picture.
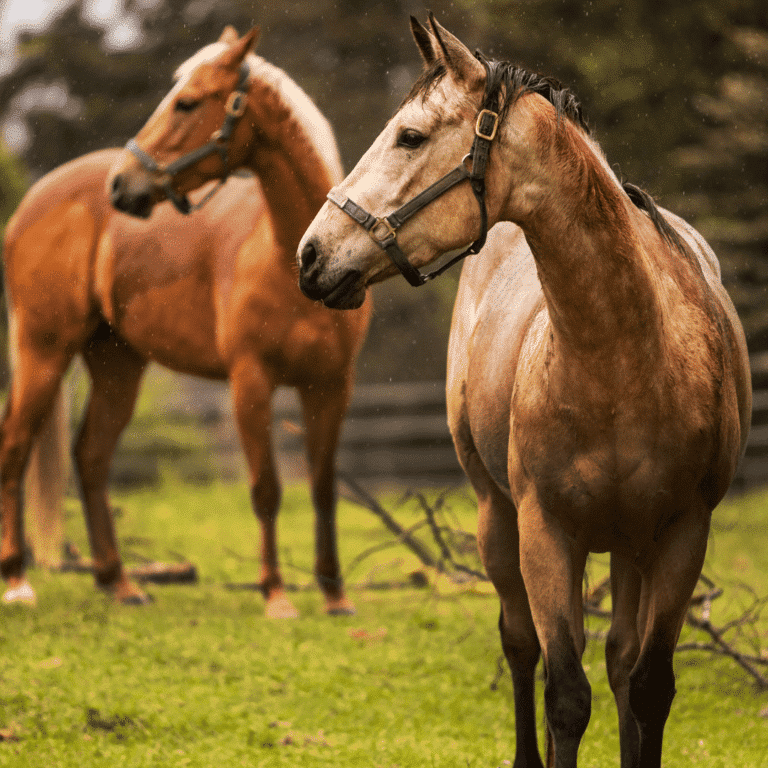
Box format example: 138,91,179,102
345,479,768,689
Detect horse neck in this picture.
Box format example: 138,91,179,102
241,62,343,255
500,107,665,368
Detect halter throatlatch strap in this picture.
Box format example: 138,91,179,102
326,54,503,287
125,61,250,215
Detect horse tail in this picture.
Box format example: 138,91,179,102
5,273,70,569
25,385,69,568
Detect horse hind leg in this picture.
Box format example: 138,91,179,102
76,326,149,604
1,348,72,604
605,553,642,768
299,380,355,616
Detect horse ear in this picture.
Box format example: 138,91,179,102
218,26,239,45
427,14,484,88
410,16,437,65
219,26,261,69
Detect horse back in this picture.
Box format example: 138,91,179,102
662,209,752,459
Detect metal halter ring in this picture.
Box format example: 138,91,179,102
225,91,247,119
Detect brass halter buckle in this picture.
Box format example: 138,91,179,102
369,217,397,245
475,109,499,142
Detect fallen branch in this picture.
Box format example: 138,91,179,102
56,542,197,585
685,612,768,688
344,479,768,689
340,474,440,571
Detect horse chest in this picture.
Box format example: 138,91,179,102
509,393,707,551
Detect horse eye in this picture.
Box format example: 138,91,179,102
397,129,427,149
175,98,200,113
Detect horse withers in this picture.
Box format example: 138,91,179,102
1,27,370,618
297,15,751,768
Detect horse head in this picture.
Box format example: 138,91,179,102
297,15,504,309
108,26,259,218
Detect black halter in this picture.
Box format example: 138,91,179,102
327,55,504,287
124,62,251,215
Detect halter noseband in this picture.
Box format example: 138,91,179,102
326,55,503,287
124,61,250,215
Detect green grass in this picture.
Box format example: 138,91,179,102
1,479,767,767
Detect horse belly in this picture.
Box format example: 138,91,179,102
114,276,225,376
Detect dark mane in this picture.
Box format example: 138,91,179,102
622,183,686,253
404,55,684,253
492,61,589,134
402,56,589,134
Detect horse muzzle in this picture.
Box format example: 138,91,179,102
109,171,158,219
298,240,365,309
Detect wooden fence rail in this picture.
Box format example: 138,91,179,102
146,356,768,491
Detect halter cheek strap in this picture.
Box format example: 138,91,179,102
326,56,502,287
125,61,250,215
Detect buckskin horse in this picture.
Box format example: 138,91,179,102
2,27,370,618
296,15,751,768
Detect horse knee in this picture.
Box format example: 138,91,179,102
543,622,592,759
544,661,591,742
1,432,31,485
499,607,540,669
250,479,281,520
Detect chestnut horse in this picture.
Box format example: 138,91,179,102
2,27,370,617
297,16,751,768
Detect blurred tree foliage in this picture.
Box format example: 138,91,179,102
0,0,766,382
0,140,26,238
0,141,27,385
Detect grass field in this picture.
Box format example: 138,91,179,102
1,477,767,767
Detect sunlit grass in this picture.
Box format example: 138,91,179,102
1,479,766,767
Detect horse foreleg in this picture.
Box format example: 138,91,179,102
475,474,543,767
629,504,710,768
517,495,590,768
230,360,295,618
605,553,642,768
77,331,149,604
299,379,354,616
0,348,71,605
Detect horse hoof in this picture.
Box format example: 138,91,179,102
265,594,300,619
120,591,154,606
326,598,356,616
100,579,153,605
2,579,37,606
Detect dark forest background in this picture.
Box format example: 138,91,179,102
0,0,766,384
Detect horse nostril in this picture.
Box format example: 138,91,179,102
300,241,318,272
